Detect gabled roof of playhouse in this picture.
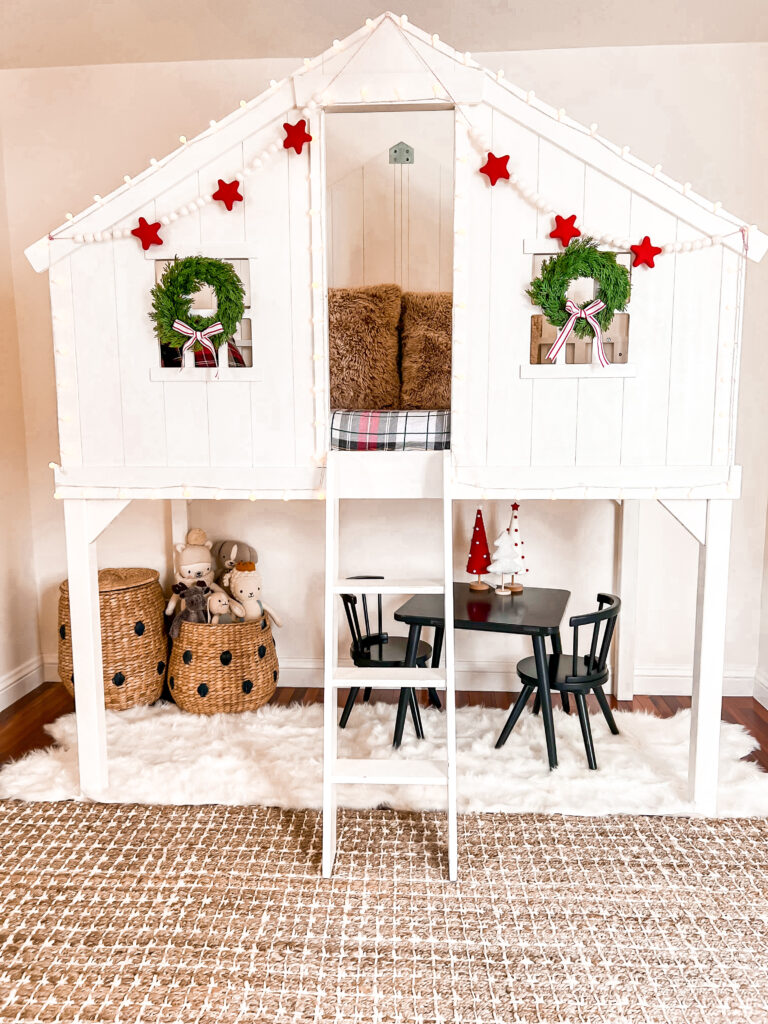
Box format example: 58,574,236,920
26,10,767,271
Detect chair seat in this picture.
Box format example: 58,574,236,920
352,635,432,669
517,653,608,691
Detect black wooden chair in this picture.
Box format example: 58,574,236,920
495,593,621,769
339,576,441,747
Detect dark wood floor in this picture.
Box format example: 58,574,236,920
2,682,767,771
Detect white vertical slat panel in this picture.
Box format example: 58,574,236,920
113,237,167,466
49,257,83,467
243,131,295,467
361,157,395,284
393,162,405,286
454,105,491,467
159,173,208,467
406,154,442,292
200,142,253,468
667,223,722,466
712,247,741,466
620,199,677,466
530,140,584,467
576,168,631,466
329,170,364,287
290,116,318,467
486,110,537,466
439,163,453,292
70,243,125,467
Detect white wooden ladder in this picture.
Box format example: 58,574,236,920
322,450,458,880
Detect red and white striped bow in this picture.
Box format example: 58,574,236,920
546,298,609,368
172,319,224,369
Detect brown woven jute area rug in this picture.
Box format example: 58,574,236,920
2,802,768,1024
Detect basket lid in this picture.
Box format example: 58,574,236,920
60,568,160,596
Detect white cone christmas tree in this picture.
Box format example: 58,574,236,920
488,502,529,594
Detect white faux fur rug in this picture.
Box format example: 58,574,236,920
2,701,768,816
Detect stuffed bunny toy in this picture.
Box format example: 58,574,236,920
207,591,235,625
211,540,258,589
227,561,283,627
169,581,211,638
165,528,224,615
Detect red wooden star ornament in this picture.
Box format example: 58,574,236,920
212,178,243,211
131,216,163,250
549,214,581,247
630,235,663,268
283,119,312,154
479,152,510,187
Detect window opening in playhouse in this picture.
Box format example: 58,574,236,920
529,250,632,366
156,258,253,369
325,108,454,452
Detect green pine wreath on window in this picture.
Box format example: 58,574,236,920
150,256,245,350
527,237,631,337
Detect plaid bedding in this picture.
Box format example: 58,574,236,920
330,409,451,451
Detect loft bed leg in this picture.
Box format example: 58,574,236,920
63,499,108,799
614,499,639,701
170,498,190,547
689,499,732,815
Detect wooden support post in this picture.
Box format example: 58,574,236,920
63,499,108,798
689,499,733,814
322,456,339,877
614,499,639,700
170,499,190,547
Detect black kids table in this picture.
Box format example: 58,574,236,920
393,583,571,769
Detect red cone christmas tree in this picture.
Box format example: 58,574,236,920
466,509,492,591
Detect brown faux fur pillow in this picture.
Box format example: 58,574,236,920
328,285,402,409
399,291,452,410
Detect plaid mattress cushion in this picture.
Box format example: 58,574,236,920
330,410,451,451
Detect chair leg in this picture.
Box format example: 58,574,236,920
427,688,442,709
495,684,535,748
532,691,541,716
575,693,597,770
363,687,372,704
339,687,360,729
393,688,410,749
408,689,425,739
560,691,571,714
594,686,619,735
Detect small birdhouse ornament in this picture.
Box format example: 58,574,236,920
466,509,492,591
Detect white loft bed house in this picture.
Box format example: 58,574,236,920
26,12,766,877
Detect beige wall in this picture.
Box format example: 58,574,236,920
0,125,41,700
1,42,766,696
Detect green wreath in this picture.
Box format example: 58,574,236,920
149,256,245,349
527,237,631,337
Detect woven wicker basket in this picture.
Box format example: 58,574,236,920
168,617,279,714
58,568,167,711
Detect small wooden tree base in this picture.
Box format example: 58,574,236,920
469,579,490,591
495,585,512,596
509,580,524,594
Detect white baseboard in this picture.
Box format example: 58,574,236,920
42,654,759,699
755,670,768,710
0,656,46,712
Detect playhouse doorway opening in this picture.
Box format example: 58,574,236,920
325,108,454,452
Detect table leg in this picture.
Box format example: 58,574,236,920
533,634,558,770
393,623,423,748
428,625,444,709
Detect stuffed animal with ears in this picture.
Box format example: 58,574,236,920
211,540,258,589
207,591,235,625
227,561,283,627
165,528,224,616
169,581,211,638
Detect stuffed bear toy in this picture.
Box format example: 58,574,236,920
169,582,211,638
165,528,224,616
211,540,258,589
227,561,283,627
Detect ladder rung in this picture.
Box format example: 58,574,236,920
332,578,444,595
332,667,446,689
332,758,448,786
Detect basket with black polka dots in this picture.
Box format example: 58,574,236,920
167,617,279,714
58,568,167,711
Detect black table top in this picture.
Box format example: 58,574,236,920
394,583,571,636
